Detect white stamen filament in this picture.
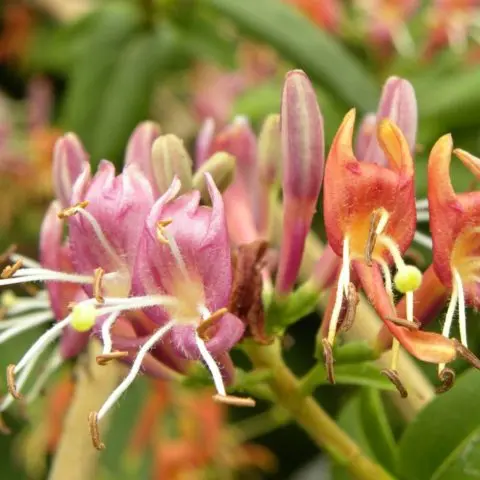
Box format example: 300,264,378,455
454,269,468,347
97,320,175,421
15,316,71,373
94,295,178,317
10,254,41,268
0,272,93,287
0,309,53,332
413,231,433,249
162,228,189,280
0,311,53,343
377,235,405,271
442,281,458,339
415,199,429,210
25,349,63,404
416,211,430,222
378,258,393,305
5,297,50,316
406,292,414,324
74,208,122,265
195,332,226,396
101,311,121,354
327,237,350,345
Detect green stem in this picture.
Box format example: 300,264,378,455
233,406,290,443
245,340,394,480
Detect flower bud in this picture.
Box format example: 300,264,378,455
124,121,161,193
363,77,417,166
151,134,193,195
258,113,281,185
52,133,89,208
195,117,215,168
276,70,324,294
193,152,236,204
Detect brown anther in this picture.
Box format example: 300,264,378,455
386,316,420,330
0,244,17,264
338,283,358,332
88,412,105,450
454,339,480,369
365,209,385,266
381,369,408,398
96,351,129,366
21,283,38,297
322,338,335,384
0,415,11,435
67,301,77,311
93,267,105,303
212,394,256,407
6,364,22,400
57,201,89,219
436,367,456,394
156,218,173,244
1,260,23,279
403,248,426,267
197,307,228,340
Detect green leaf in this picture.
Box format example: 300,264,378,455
359,389,398,474
431,425,480,480
332,396,374,480
300,362,396,395
207,0,379,111
89,26,178,163
399,369,480,480
60,3,142,148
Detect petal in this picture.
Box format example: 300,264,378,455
170,313,245,359
355,113,376,159
428,135,464,286
355,261,456,364
195,117,216,168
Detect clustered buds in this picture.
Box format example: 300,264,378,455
1,69,480,450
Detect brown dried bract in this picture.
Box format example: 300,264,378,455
228,240,273,345
1,260,23,279
57,201,89,219
88,411,105,450
6,364,22,400
96,351,129,366
322,339,335,384
212,394,256,407
93,267,105,303
387,316,420,330
436,367,455,394
197,307,228,340
454,339,480,369
337,283,358,333
381,369,408,398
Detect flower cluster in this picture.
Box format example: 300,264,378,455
1,69,480,450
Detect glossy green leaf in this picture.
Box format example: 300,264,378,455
60,3,142,148
207,0,379,112
360,389,397,474
431,425,480,480
399,369,480,480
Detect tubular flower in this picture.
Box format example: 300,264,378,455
428,136,480,369
322,109,457,387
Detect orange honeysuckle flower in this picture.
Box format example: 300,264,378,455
428,135,480,348
322,110,457,387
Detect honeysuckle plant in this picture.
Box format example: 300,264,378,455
3,68,480,480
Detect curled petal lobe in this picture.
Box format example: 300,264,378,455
53,133,89,207
170,313,245,360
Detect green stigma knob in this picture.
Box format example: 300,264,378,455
394,265,422,293
70,303,96,332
